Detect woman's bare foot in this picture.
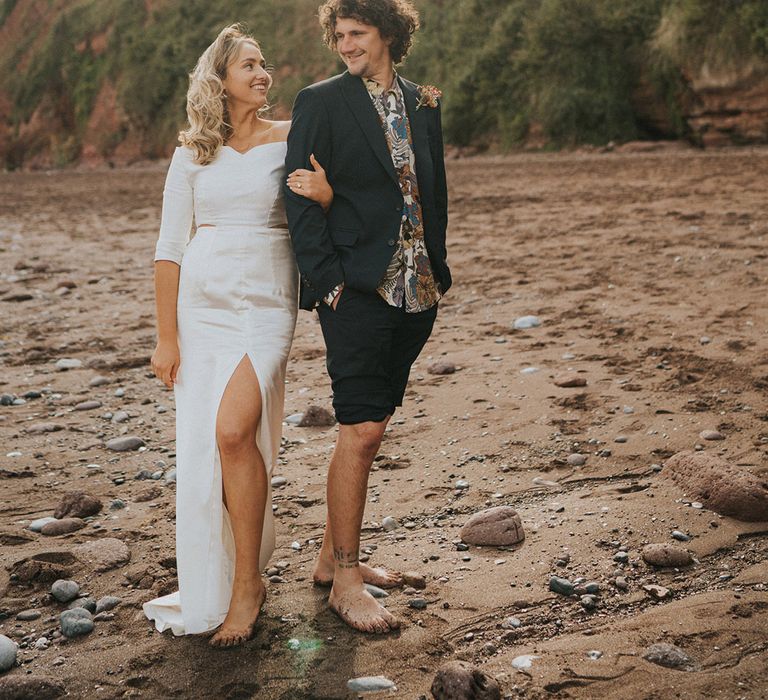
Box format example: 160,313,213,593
329,583,400,634
313,556,402,589
209,579,266,648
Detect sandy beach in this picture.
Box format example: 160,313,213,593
1,146,767,699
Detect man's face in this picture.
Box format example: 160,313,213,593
334,17,392,81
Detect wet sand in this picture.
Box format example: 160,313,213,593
1,146,767,698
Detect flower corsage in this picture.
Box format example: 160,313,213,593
416,84,442,110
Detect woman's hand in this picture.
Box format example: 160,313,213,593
151,340,180,388
287,154,333,211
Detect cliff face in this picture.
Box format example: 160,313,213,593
0,0,766,169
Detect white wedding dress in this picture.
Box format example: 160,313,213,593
143,142,298,635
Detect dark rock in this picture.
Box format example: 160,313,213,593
59,608,93,638
134,486,162,502
53,492,102,519
25,423,65,434
663,451,768,521
10,551,80,584
642,543,694,568
460,506,525,546
549,576,575,596
297,406,336,427
430,660,501,700
40,518,85,536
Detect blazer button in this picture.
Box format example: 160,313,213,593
387,239,396,247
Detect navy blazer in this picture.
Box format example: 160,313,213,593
284,71,452,310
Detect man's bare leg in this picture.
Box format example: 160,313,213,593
323,420,400,633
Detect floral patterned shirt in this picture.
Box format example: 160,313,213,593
364,75,441,313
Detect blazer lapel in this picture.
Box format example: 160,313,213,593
399,77,431,195
339,72,398,185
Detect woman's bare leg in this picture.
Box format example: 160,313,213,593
209,356,268,647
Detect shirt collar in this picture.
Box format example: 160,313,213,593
362,71,399,98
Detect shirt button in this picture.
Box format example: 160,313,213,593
387,239,396,247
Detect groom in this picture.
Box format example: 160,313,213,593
284,0,451,633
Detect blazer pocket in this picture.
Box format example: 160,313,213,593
330,227,359,246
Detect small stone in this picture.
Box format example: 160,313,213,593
51,579,80,603
271,476,288,488
699,336,711,345
93,612,115,622
16,609,41,621
408,597,428,610
553,373,587,388
28,517,57,532
54,492,102,519
26,422,65,434
512,655,539,670
134,486,162,502
584,581,600,594
567,453,587,467
41,518,85,536
699,430,724,441
428,361,456,375
502,616,521,629
513,315,541,330
549,576,574,596
402,571,426,589
460,506,525,546
671,530,691,542
613,551,629,564
68,597,96,613
0,635,17,672
382,516,399,531
284,413,303,425
0,394,15,406
111,410,130,424
580,594,598,610
643,642,696,670
520,366,539,375
297,405,336,427
106,436,145,452
55,358,82,371
454,479,469,490
642,543,693,567
95,596,121,613
109,499,126,510
431,660,501,700
346,676,396,693
73,538,130,572
614,576,629,591
364,584,389,599
89,375,110,387
482,642,497,655
34,637,49,650
642,584,671,600
114,387,125,397
164,468,177,484
614,435,628,443
74,400,102,411
59,608,94,638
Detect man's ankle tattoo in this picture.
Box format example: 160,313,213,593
333,546,359,569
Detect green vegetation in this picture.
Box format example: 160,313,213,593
0,0,766,166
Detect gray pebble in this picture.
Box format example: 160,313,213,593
68,597,96,613
0,635,17,672
16,610,41,621
51,579,80,603
513,315,541,330
28,516,57,532
671,530,692,542
106,436,145,452
502,616,522,629
454,479,469,490
89,375,110,387
549,576,574,596
614,435,628,443
382,516,399,531
93,612,115,622
109,499,126,510
164,468,177,484
580,594,598,610
111,410,130,424
347,677,396,693
60,608,94,638
643,642,696,671
74,400,102,411
699,430,724,441
567,453,586,467
271,476,288,488
55,358,82,371
408,597,428,609
34,637,49,650
613,551,629,564
584,581,600,594
95,596,121,614
114,387,126,397
364,584,389,599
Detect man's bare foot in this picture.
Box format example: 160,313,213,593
209,579,266,648
313,557,402,589
329,584,400,634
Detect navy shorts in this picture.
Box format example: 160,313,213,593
317,287,437,425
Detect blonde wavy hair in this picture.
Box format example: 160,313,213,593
179,24,266,165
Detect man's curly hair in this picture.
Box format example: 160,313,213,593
318,0,420,64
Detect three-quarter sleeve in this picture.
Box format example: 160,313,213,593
154,147,193,264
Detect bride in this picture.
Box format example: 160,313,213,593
144,24,331,647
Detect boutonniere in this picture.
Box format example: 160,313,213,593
416,84,441,110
